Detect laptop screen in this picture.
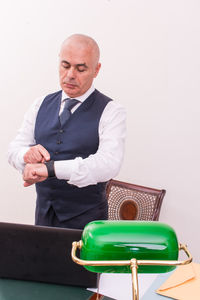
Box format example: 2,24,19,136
0,222,97,288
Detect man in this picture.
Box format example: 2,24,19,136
8,34,126,229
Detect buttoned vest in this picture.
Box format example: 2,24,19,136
34,89,112,221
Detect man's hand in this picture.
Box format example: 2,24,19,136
23,163,48,187
24,144,50,164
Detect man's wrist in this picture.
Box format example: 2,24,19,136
44,160,55,177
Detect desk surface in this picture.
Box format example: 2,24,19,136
0,272,174,300
0,279,114,300
89,272,174,300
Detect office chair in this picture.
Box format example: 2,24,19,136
106,179,166,221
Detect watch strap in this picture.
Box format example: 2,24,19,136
44,160,55,177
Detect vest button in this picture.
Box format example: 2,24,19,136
57,140,62,144
59,129,64,133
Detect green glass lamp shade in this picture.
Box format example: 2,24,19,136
80,221,179,274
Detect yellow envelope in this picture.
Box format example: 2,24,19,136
156,263,200,300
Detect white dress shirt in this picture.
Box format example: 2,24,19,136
8,86,126,187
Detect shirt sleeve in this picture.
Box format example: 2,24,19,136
7,96,44,172
55,101,126,187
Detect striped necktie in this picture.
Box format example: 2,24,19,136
59,98,79,126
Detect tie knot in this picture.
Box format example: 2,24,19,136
64,98,80,111
59,98,80,126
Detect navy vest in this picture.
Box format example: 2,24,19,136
34,89,112,221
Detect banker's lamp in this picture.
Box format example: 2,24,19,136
71,221,192,300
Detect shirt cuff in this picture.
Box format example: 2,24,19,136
17,147,30,172
54,159,78,180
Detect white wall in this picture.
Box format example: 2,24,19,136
0,0,199,261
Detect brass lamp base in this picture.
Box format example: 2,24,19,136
71,242,192,300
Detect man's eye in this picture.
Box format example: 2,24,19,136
77,67,86,72
62,63,70,69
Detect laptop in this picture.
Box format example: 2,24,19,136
0,222,97,288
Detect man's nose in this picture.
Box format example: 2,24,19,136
66,67,76,79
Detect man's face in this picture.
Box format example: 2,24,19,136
59,42,101,98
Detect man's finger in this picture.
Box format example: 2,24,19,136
24,181,33,187
37,145,50,161
24,145,50,164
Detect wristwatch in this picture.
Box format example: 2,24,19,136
44,160,55,177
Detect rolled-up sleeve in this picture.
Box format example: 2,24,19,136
55,101,126,187
7,96,44,172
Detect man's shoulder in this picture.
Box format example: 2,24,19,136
94,89,114,103
31,90,62,112
44,90,62,101
95,89,125,110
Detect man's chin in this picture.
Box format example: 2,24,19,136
63,87,79,98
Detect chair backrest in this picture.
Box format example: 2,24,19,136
106,179,166,221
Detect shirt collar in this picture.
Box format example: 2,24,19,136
61,85,95,103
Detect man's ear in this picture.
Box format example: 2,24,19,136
94,63,101,78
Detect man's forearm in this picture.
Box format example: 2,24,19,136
8,96,44,172
54,102,126,188
8,146,29,173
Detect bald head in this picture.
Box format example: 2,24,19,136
60,34,100,66
59,34,101,98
